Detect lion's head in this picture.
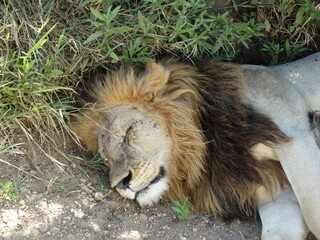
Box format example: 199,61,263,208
70,61,206,208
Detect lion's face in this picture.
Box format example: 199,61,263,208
98,105,172,207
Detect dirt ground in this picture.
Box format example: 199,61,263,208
0,136,316,240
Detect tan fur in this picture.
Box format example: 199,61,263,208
70,60,286,218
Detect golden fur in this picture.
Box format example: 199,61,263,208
70,60,287,218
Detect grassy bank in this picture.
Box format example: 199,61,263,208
0,0,319,152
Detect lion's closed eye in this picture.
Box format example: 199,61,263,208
123,125,133,145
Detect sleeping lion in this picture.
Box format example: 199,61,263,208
70,53,320,239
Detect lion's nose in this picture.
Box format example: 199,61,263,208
114,171,132,189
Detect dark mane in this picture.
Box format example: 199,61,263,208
195,61,288,217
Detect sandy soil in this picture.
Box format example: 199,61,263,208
0,138,316,240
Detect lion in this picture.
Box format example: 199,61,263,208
70,52,320,240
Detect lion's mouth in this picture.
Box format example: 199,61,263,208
117,166,166,193
149,166,166,185
115,166,168,206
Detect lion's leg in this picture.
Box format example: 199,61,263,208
275,134,320,238
256,184,308,240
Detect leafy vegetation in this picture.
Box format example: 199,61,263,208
245,0,320,64
0,0,319,153
171,198,191,220
85,0,265,61
0,180,22,200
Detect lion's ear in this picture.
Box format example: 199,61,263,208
69,110,103,153
142,61,170,97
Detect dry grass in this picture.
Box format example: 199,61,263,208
0,0,319,163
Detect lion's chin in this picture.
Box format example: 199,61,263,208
116,177,169,207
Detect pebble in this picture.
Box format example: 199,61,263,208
81,198,90,206
66,234,77,240
161,225,170,230
50,227,60,236
80,184,92,194
179,236,187,240
232,218,241,225
139,213,148,221
80,178,87,183
74,209,85,218
142,233,150,239
62,216,72,223
38,223,48,233
192,228,198,233
71,162,77,169
94,192,104,201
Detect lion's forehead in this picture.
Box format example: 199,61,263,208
102,104,172,169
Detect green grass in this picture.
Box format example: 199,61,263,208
0,0,319,154
246,0,320,64
172,198,191,220
0,176,23,200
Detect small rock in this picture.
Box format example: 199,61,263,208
71,162,77,169
192,228,198,233
139,214,148,221
38,223,48,233
142,233,150,239
66,234,77,240
81,198,90,206
74,209,85,219
232,218,241,224
92,224,101,233
80,178,87,183
80,184,92,194
94,192,104,201
179,236,187,240
50,227,60,236
62,216,72,223
161,225,170,230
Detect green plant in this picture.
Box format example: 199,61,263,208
171,198,191,220
262,43,284,65
1,0,319,160
284,40,308,62
250,0,320,64
0,180,22,200
85,0,265,61
262,40,309,65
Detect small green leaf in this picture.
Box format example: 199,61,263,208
138,11,146,31
310,9,320,19
108,6,121,24
84,31,104,44
90,8,106,21
173,200,183,207
47,69,63,77
109,51,119,61
171,206,183,214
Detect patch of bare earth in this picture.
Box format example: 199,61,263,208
0,136,316,240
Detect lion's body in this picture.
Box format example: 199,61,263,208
70,53,320,239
